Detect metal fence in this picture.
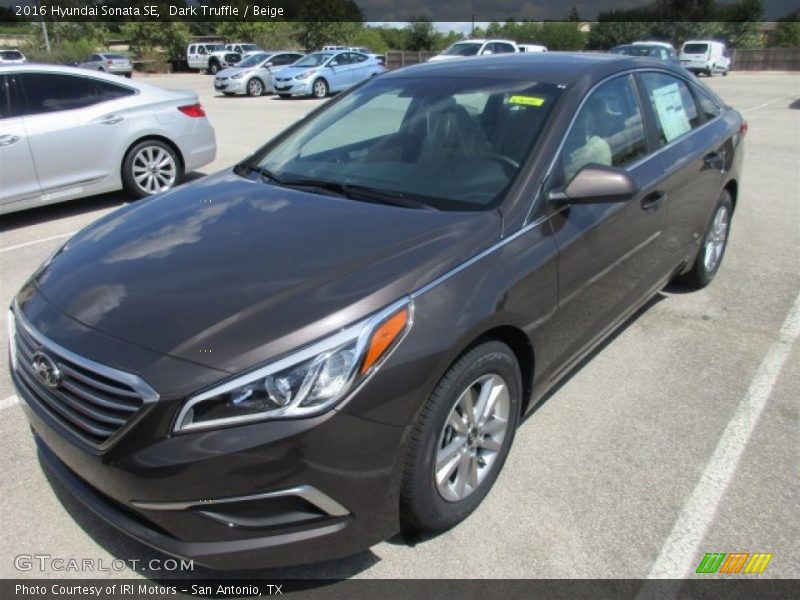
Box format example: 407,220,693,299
730,47,800,70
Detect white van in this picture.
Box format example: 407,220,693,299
679,40,731,77
517,44,548,53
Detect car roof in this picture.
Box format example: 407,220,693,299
451,39,516,44
385,52,659,84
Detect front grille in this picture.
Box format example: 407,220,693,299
224,53,240,63
11,309,158,450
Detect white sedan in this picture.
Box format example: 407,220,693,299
0,64,216,215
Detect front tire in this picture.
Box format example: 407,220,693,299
677,190,733,289
400,341,521,532
208,60,220,75
247,77,265,97
122,140,182,199
312,78,328,99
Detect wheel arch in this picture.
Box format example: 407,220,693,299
463,325,535,417
723,178,738,213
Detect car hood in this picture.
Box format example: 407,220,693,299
30,169,501,375
216,66,250,78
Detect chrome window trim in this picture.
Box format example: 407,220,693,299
524,67,722,224
131,484,349,517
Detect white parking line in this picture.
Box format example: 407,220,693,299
0,395,19,411
741,95,792,113
645,291,800,579
0,231,76,254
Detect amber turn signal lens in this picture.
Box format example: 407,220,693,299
361,307,409,374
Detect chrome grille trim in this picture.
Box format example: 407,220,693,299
10,303,159,450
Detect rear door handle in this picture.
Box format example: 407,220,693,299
101,115,125,125
704,151,725,170
641,190,666,211
0,134,21,147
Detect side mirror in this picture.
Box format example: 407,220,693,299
549,164,638,204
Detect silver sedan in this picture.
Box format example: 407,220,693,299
214,51,304,97
0,64,217,214
78,53,134,77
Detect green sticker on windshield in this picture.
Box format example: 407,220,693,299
508,95,545,107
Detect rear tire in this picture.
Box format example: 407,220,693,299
122,140,183,199
677,190,733,289
400,341,521,532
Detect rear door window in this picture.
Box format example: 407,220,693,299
640,72,701,145
683,43,708,54
18,73,135,115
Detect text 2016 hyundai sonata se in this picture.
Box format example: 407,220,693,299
8,54,744,569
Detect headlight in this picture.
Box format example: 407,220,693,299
294,69,316,80
174,298,412,432
231,71,244,79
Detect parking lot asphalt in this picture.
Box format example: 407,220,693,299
0,71,798,580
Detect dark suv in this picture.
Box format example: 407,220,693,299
9,53,745,568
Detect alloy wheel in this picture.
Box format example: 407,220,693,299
703,204,730,273
313,80,327,98
131,145,177,195
248,79,263,96
434,373,511,502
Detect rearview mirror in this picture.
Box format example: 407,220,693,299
549,164,638,204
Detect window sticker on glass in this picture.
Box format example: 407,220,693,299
652,83,691,142
507,95,545,107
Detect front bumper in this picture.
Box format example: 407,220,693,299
273,79,313,97
10,301,405,569
214,78,246,94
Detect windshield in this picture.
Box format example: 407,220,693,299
241,44,259,51
683,43,709,54
249,77,562,211
237,53,270,67
442,42,482,57
292,52,332,67
612,46,657,57
206,44,225,52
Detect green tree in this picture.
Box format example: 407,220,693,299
771,10,800,47
537,22,586,50
349,26,389,53
121,22,191,60
405,19,436,51
567,7,580,22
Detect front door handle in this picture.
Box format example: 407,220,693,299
0,134,21,147
101,115,125,125
641,190,666,211
704,151,725,170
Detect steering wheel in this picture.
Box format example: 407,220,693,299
482,153,520,177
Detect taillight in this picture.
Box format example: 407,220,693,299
107,59,113,66
178,103,206,118
739,120,748,136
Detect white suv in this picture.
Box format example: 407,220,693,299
680,40,731,77
429,39,519,62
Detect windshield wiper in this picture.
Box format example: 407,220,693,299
247,170,437,210
247,165,285,185
279,178,436,210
